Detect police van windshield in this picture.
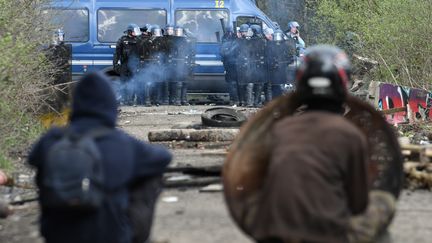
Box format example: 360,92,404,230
98,9,167,43
175,10,228,43
43,9,89,42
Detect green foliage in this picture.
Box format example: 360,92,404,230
312,0,432,88
0,0,52,169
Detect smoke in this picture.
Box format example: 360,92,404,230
112,37,192,104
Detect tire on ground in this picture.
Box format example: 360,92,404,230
201,107,247,127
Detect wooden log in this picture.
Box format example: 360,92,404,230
153,141,232,149
381,106,407,115
148,129,239,142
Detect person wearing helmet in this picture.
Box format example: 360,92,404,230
286,21,305,57
165,25,175,36
113,23,141,105
164,25,186,105
45,29,72,111
250,24,263,39
240,45,370,243
238,24,250,39
139,24,167,106
140,24,152,38
263,28,274,41
220,26,240,106
248,24,266,107
264,29,296,101
52,29,65,45
175,26,194,105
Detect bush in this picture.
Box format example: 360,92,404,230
311,0,432,88
0,0,56,169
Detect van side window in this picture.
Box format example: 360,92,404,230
175,10,228,43
97,9,167,43
43,9,89,42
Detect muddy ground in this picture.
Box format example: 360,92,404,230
1,105,432,243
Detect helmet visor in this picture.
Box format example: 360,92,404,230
132,27,142,36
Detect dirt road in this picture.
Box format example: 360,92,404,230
1,105,431,243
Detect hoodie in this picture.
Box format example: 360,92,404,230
28,72,172,243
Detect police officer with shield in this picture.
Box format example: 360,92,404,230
113,23,141,105
220,26,239,106
266,29,296,99
249,24,267,107
236,24,253,107
140,25,167,106
180,27,195,106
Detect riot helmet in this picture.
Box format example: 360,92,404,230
174,26,184,37
239,24,249,33
273,30,284,41
151,25,162,37
126,23,142,37
239,24,249,38
250,24,263,38
165,25,175,36
288,21,300,34
141,23,152,33
296,45,351,105
52,29,65,45
223,26,236,40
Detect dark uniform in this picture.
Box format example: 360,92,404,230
165,35,190,105
45,42,72,109
220,30,239,105
237,37,266,107
182,32,195,105
113,34,140,104
44,30,72,111
266,32,296,98
140,34,167,105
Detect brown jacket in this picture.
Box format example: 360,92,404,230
251,111,369,243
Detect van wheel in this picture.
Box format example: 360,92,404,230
201,107,247,127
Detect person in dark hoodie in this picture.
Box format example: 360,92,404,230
28,72,172,243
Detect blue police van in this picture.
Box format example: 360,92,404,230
46,0,278,93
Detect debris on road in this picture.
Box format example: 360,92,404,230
401,143,432,189
162,196,179,203
148,129,239,142
199,184,223,193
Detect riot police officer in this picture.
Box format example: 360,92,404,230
45,29,72,110
286,21,306,57
266,30,296,99
249,24,267,107
161,25,176,105
220,26,239,106
140,25,167,106
113,23,141,105
178,26,195,105
235,24,252,107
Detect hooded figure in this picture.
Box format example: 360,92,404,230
28,72,172,243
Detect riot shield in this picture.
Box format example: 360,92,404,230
248,38,266,84
223,93,403,235
236,38,255,85
172,36,189,82
266,40,294,85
